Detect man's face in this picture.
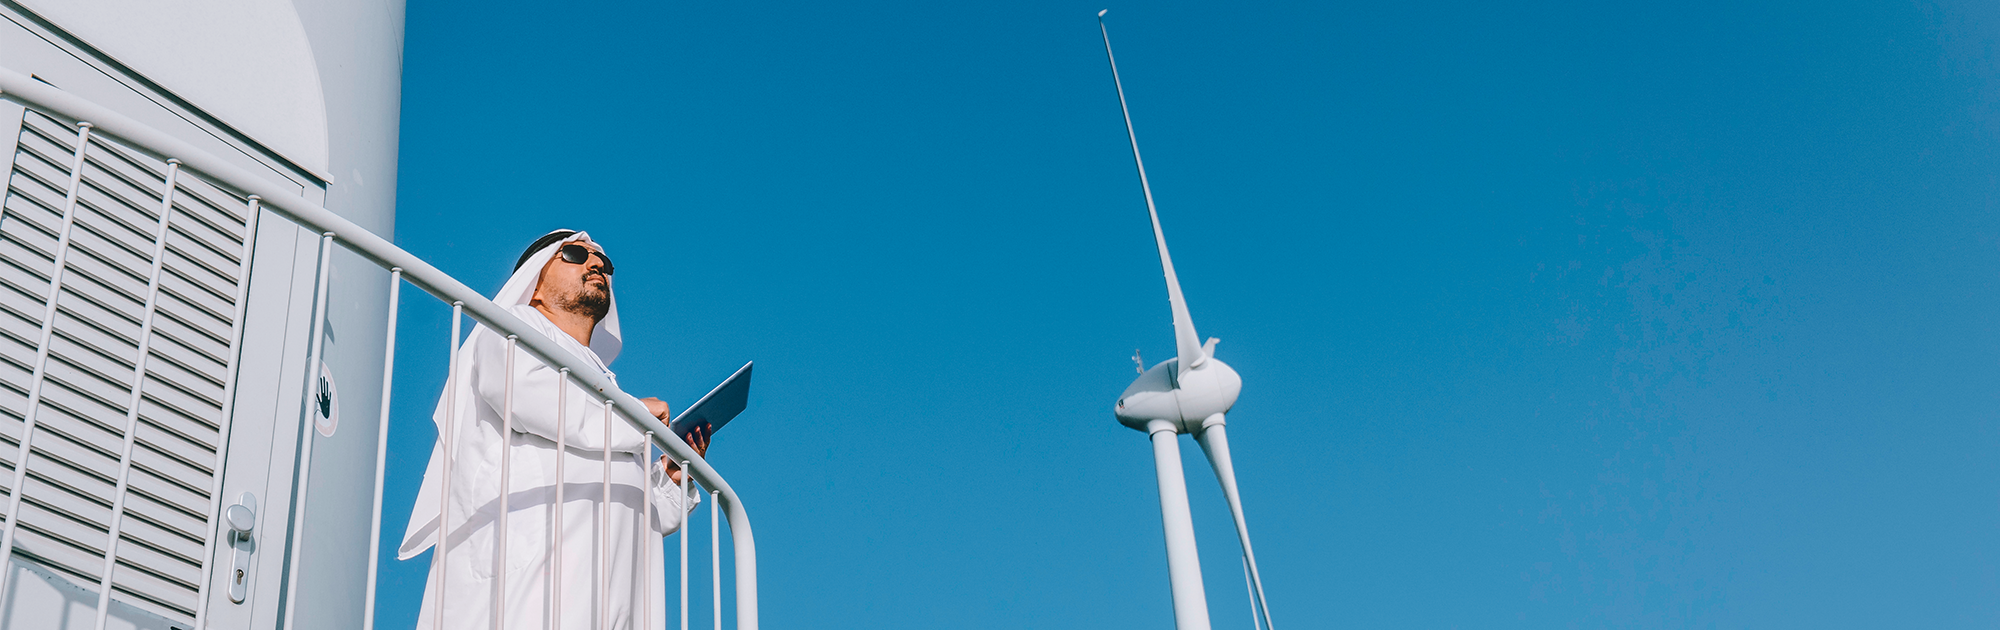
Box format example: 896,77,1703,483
531,242,612,321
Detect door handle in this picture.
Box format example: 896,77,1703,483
225,493,257,604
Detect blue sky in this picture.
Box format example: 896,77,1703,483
375,1,2000,627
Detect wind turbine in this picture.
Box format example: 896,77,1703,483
1098,11,1276,630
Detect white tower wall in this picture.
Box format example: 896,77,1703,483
0,1,404,628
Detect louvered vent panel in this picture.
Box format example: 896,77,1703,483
0,108,254,626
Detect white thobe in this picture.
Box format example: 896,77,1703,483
401,303,697,630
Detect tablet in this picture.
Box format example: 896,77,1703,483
668,361,753,439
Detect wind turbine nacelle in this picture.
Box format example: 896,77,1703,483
1114,356,1242,434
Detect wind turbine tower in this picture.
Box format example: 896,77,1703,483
1098,11,1277,630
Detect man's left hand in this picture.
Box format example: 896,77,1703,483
663,425,710,485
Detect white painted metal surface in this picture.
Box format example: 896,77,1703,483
1147,419,1212,630
437,302,461,630
642,431,656,630
599,399,613,630
16,0,332,177
680,464,691,630
360,269,400,630
712,489,721,630
279,231,334,630
0,107,263,628
192,192,262,630
88,155,181,630
551,367,567,630
0,118,93,608
3,1,407,627
496,334,516,630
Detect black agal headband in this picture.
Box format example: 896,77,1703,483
514,230,578,273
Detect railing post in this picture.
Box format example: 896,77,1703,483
496,334,517,630
680,462,690,630
361,269,402,630
642,431,654,630
552,367,568,629
438,302,463,630
92,157,182,630
280,231,336,630
599,400,612,630
724,495,758,630
0,120,93,603
711,488,720,630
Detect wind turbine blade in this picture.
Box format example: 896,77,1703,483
1099,15,1206,375
1197,421,1275,630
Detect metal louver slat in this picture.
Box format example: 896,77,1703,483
161,241,234,291
0,341,27,391
167,200,246,265
24,425,117,496
156,269,231,324
10,143,71,195
0,207,57,262
1,208,60,254
1,191,60,239
141,349,223,401
113,476,203,543
169,176,245,233
40,361,129,423
114,498,202,562
9,140,68,191
120,462,205,525
138,375,216,429
0,308,38,353
0,105,256,627
48,311,137,369
165,228,241,283
81,144,167,204
0,266,46,318
129,435,213,494
66,227,152,295
34,377,124,440
136,400,219,463
53,294,141,345
61,243,149,306
17,111,73,152
148,305,229,367
14,502,107,576
114,548,202,606
48,327,136,385
73,188,156,258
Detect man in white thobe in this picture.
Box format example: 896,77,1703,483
399,229,708,630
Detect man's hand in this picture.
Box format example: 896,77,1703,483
639,397,670,420
663,425,711,485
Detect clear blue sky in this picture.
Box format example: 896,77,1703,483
374,1,2000,627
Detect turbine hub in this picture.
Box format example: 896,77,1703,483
1113,356,1241,433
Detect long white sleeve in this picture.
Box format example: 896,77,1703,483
469,325,647,453
646,456,704,535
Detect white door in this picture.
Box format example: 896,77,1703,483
0,101,282,630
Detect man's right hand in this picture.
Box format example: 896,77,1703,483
639,397,670,420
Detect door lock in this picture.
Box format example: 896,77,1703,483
225,493,256,604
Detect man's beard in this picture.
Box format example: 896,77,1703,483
560,281,610,321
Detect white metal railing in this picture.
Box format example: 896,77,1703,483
0,66,758,630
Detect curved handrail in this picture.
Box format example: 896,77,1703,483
0,66,758,629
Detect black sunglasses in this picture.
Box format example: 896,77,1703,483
559,243,614,275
